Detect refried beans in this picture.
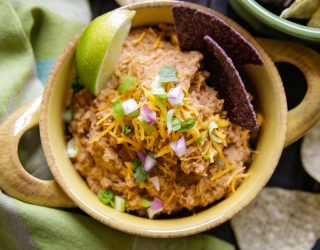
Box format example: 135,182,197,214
67,24,252,218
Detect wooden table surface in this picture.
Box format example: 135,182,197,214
89,1,320,249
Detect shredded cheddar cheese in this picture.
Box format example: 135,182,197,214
230,172,252,193
132,31,146,46
90,122,116,143
152,35,162,49
124,162,133,179
165,191,176,207
89,54,252,206
96,113,112,126
155,146,172,158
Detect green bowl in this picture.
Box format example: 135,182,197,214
230,0,320,43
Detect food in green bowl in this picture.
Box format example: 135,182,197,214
229,0,320,43
256,0,320,27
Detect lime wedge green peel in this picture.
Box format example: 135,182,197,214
75,10,136,95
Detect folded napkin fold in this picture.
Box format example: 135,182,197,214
0,0,234,249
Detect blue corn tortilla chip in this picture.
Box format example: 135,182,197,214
172,4,263,66
204,35,258,131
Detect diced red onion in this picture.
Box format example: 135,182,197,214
151,198,164,210
144,154,156,172
136,151,156,172
147,198,164,218
121,99,139,115
166,109,175,134
149,176,160,191
140,104,157,124
170,136,186,157
167,86,184,106
136,150,146,164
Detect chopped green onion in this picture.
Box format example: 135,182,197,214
122,99,139,116
114,196,126,213
110,200,115,208
210,134,223,143
179,118,196,132
155,96,167,116
140,199,152,208
209,150,216,163
202,154,210,161
127,109,140,118
168,117,195,132
112,101,125,122
196,136,203,143
209,121,223,143
66,139,79,158
63,109,73,123
98,189,114,205
158,94,168,100
172,118,182,131
71,78,83,91
123,125,132,135
117,75,136,94
151,76,166,95
158,66,178,83
134,164,149,183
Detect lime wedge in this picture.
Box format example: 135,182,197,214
75,10,136,95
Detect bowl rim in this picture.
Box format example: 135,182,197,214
238,0,320,40
40,1,287,237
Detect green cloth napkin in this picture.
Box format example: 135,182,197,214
0,0,235,249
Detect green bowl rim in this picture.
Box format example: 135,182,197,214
238,0,320,40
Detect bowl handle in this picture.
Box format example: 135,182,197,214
0,97,75,207
257,38,320,147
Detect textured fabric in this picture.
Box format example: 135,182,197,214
0,0,235,249
0,191,234,250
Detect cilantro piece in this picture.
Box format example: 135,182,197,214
179,118,196,132
123,125,132,135
202,154,210,161
134,167,149,184
117,75,136,94
98,190,114,205
71,78,83,91
132,159,149,183
140,199,152,208
196,136,203,143
158,66,178,83
112,101,124,122
131,159,141,170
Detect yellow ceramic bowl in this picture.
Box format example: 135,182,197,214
1,1,320,238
